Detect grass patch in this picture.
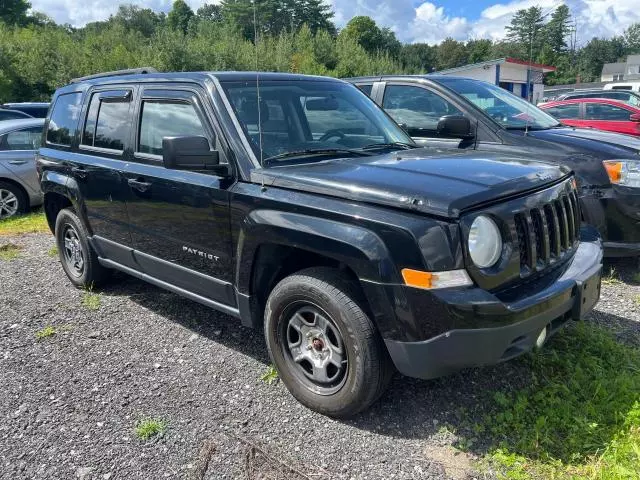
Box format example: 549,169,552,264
465,324,640,479
134,418,166,440
0,211,48,236
35,325,56,340
260,365,279,385
81,285,101,310
601,267,622,285
0,243,22,260
47,245,58,257
633,272,640,284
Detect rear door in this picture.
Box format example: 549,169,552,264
122,86,236,308
541,102,584,128
0,125,43,196
583,102,639,136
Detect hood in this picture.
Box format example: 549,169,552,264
252,148,571,218
526,127,640,156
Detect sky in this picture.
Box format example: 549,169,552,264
29,0,640,46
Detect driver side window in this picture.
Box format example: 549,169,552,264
382,85,462,137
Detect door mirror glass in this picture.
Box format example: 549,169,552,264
162,136,221,171
437,115,474,139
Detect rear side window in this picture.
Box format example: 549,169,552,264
138,101,206,156
82,91,132,151
544,104,580,119
0,110,30,121
47,93,82,146
0,127,42,151
585,103,631,121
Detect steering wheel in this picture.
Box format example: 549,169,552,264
319,129,346,142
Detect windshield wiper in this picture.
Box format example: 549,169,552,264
359,142,417,151
263,148,373,166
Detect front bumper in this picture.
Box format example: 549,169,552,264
385,237,603,380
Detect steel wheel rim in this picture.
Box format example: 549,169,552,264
0,189,19,219
281,302,348,395
62,225,85,277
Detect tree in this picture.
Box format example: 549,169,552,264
197,3,223,23
167,0,194,35
399,43,436,73
578,36,626,82
339,16,400,57
505,6,545,58
466,39,492,63
544,5,571,54
436,38,468,70
112,5,163,37
0,0,31,25
221,0,335,41
624,23,640,53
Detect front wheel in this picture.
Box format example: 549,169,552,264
264,267,392,417
0,181,28,220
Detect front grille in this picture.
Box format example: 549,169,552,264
515,190,580,274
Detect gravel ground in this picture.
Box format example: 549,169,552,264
1,233,639,480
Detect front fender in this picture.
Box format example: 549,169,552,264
235,209,397,291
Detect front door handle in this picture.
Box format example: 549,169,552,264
71,166,89,179
8,160,28,166
128,178,152,193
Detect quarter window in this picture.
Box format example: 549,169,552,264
356,84,373,96
47,92,82,146
138,101,206,156
382,85,463,137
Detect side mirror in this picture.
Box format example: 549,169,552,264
630,113,640,122
437,115,474,139
162,136,225,174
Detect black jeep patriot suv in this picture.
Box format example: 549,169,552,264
39,69,603,417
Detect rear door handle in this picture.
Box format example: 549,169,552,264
8,160,28,166
128,178,152,193
71,166,89,180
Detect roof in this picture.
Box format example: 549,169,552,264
434,57,556,75
0,118,45,133
541,98,640,111
63,71,342,88
602,62,626,75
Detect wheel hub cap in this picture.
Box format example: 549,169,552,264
284,306,347,391
0,189,18,219
63,226,84,276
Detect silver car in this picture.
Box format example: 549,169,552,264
0,118,45,219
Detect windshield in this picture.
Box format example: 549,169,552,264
219,80,413,165
439,77,561,130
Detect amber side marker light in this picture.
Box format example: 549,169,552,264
603,161,622,183
401,268,472,290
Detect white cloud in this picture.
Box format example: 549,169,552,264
29,0,640,46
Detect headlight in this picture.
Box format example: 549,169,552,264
468,215,502,268
603,160,640,187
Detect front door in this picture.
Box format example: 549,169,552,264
380,83,474,149
123,87,235,307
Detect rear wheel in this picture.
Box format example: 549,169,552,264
55,208,109,288
264,267,392,417
0,181,28,220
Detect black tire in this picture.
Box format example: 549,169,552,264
54,208,109,288
264,267,393,417
0,180,28,220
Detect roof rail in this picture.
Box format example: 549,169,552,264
70,67,158,84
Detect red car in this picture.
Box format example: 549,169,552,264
540,98,640,136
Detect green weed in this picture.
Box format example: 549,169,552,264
134,418,166,440
0,212,48,236
47,245,58,257
36,326,56,340
81,285,101,310
602,267,622,285
0,243,22,260
260,365,279,385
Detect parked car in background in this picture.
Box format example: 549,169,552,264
0,108,32,121
604,82,640,92
556,89,640,107
348,75,640,257
0,118,44,219
2,102,50,119
38,69,603,417
540,99,640,137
